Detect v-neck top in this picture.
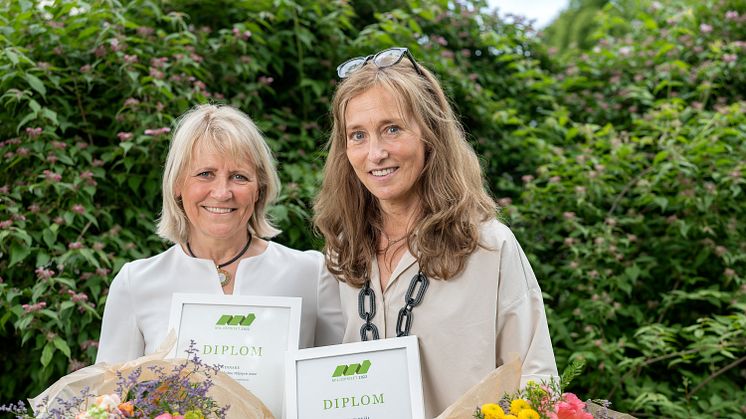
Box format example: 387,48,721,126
96,242,344,363
336,220,558,418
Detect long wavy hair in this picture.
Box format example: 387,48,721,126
313,57,496,287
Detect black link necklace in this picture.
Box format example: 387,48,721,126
358,270,429,341
187,233,253,287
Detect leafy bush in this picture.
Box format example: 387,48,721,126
506,0,745,416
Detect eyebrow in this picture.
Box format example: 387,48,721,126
345,118,404,132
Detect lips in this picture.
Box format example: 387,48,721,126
202,206,234,214
370,167,398,177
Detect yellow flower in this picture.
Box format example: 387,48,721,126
510,399,532,415
480,403,505,419
517,409,540,419
504,415,519,419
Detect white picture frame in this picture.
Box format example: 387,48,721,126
285,336,425,419
167,293,301,418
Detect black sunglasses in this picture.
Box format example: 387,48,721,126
336,47,423,79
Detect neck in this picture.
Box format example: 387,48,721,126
186,232,251,264
379,198,421,240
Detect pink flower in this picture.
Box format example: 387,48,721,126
124,54,139,64
258,76,274,85
35,267,55,279
43,170,62,182
80,64,92,73
144,127,171,136
124,97,140,107
26,127,43,138
723,54,737,63
700,23,713,34
117,132,133,141
549,393,593,419
725,11,739,20
154,414,173,419
0,220,12,229
28,203,40,213
72,204,85,214
68,242,83,250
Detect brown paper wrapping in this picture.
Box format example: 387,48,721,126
435,354,522,419
30,331,274,419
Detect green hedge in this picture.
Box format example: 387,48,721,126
0,0,743,417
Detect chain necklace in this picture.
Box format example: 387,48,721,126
380,231,407,253
358,270,429,341
186,233,253,287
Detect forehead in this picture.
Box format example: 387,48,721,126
189,137,256,171
344,85,409,127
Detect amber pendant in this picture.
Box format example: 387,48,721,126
217,267,231,287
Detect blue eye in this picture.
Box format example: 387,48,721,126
385,125,401,135
349,131,366,142
232,174,249,182
196,171,212,177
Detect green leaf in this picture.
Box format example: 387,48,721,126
43,227,57,248
9,241,31,267
25,74,46,97
53,337,71,359
40,343,55,367
5,48,19,65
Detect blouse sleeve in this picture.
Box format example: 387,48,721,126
95,263,144,363
495,228,559,386
314,260,345,347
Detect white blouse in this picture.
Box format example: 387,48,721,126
337,220,558,418
96,242,344,363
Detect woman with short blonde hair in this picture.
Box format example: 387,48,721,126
98,104,343,368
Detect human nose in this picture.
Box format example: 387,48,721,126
210,178,233,200
367,135,389,163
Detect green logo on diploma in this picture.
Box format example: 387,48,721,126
216,313,256,326
332,360,371,377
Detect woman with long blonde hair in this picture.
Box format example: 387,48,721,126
314,47,557,416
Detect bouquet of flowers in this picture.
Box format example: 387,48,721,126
436,356,633,419
1,334,272,418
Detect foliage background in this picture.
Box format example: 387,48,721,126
0,0,744,417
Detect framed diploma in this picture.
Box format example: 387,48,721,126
285,336,425,419
167,293,301,418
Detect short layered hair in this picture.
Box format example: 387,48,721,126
313,57,496,286
157,104,281,243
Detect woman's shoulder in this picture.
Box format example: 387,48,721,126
118,244,182,277
265,241,324,266
478,218,518,247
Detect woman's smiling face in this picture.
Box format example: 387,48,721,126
177,141,259,244
344,85,426,211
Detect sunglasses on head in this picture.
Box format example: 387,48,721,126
336,47,423,79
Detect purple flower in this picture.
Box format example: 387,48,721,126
700,23,713,34
0,220,12,229
723,54,737,63
124,54,139,64
725,11,739,20
258,76,274,85
72,204,85,214
68,242,83,250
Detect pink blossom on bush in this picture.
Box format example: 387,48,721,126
117,132,133,141
72,204,85,214
35,267,55,279
149,67,165,79
723,54,737,63
124,97,140,107
699,23,713,34
136,26,154,37
0,220,12,229
80,64,92,73
258,75,274,85
25,127,42,138
724,268,736,278
124,54,138,64
92,159,104,167
725,11,739,20
144,127,171,136
22,302,47,313
43,170,62,182
51,141,66,149
80,340,99,350
68,241,83,250
93,242,105,251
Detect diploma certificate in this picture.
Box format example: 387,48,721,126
168,293,301,418
285,336,425,419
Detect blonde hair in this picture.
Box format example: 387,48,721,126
313,58,496,286
157,104,281,243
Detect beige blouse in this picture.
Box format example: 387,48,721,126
337,220,558,418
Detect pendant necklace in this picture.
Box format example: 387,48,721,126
186,233,253,287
